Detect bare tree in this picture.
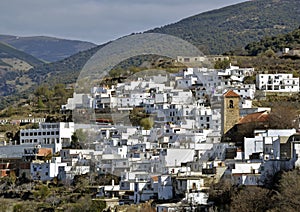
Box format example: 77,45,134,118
268,103,299,129
230,186,273,212
274,169,300,211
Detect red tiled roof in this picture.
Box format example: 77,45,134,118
37,148,52,156
224,90,240,97
238,111,269,124
151,176,159,182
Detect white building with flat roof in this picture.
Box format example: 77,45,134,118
20,122,74,153
256,74,299,92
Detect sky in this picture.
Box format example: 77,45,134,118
0,0,248,45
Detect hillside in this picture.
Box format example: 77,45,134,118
0,35,97,62
0,43,108,109
148,0,300,54
0,42,44,67
245,27,300,56
1,0,300,109
0,42,45,99
27,44,106,86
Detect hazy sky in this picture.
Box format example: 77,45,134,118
0,0,248,44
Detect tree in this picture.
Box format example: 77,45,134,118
35,85,53,102
37,97,45,109
71,132,82,149
273,169,300,211
208,179,234,211
268,103,299,129
9,171,17,189
34,184,51,201
214,59,231,70
140,117,153,130
260,48,276,58
230,186,273,212
129,107,148,126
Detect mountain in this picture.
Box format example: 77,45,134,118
0,43,106,109
147,0,300,54
0,42,45,99
0,35,97,62
0,42,44,67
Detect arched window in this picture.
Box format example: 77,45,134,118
229,100,234,108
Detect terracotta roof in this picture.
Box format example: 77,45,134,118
238,111,269,124
37,148,52,156
151,176,159,182
223,90,240,97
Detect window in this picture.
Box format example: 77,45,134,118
229,100,234,108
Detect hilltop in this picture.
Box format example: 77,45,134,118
0,35,97,62
148,0,300,54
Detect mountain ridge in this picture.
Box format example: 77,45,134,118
0,41,44,67
0,34,97,62
147,0,300,54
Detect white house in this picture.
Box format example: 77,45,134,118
62,93,93,110
20,122,74,153
256,73,299,92
231,162,262,186
31,157,67,181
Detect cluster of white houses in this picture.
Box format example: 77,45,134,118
1,63,300,209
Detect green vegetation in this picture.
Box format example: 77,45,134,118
214,59,231,69
245,27,300,56
148,0,300,55
0,173,111,212
0,43,105,109
140,117,154,130
32,83,73,114
233,55,300,74
129,107,150,127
